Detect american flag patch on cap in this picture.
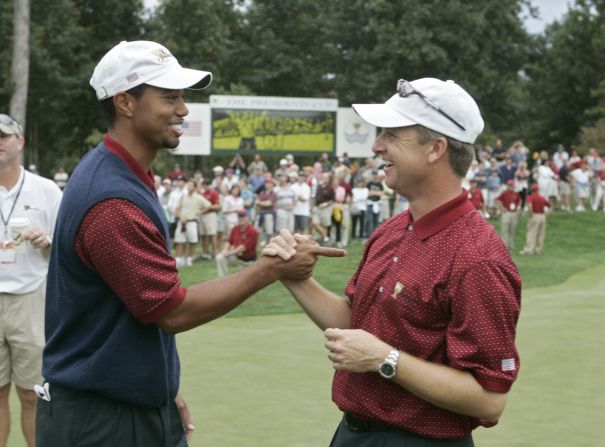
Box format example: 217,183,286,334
501,358,516,372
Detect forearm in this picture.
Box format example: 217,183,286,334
282,278,352,330
159,257,279,333
393,352,507,421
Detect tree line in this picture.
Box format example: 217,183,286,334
2,0,605,176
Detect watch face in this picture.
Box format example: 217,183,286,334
380,363,395,377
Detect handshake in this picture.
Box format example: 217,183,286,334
260,230,347,282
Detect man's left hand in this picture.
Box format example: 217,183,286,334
324,328,391,373
175,394,195,441
22,228,50,250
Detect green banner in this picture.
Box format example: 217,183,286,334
212,109,335,153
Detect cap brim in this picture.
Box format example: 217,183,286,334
0,123,18,135
146,67,213,91
352,103,416,128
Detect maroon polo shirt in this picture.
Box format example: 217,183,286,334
496,190,521,211
228,223,258,261
75,134,186,324
527,193,551,214
335,190,521,439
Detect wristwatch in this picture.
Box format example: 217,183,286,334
378,349,400,379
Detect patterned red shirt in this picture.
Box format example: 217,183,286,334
335,190,521,439
527,193,551,214
75,134,186,325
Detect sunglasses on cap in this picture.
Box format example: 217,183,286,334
397,79,466,131
0,114,24,137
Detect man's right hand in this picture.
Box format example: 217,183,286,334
262,230,346,281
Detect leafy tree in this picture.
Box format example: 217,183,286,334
523,0,605,151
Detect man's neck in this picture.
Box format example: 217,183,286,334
405,175,463,222
107,128,157,172
0,164,22,190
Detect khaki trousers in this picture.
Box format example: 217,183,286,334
523,213,546,254
500,211,519,249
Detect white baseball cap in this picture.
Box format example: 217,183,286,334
353,78,483,144
90,41,213,101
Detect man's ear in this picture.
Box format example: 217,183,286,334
113,92,136,118
427,136,449,164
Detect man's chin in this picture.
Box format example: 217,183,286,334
161,139,180,150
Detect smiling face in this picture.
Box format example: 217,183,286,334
127,86,188,150
371,126,435,195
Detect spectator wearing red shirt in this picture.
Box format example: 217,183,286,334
216,210,259,276
167,163,188,181
200,179,221,259
37,41,343,447
496,180,521,250
520,184,552,255
467,179,485,215
263,78,521,445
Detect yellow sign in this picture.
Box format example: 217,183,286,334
212,109,335,153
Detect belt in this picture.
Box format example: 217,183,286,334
343,412,400,432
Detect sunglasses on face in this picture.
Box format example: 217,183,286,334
396,79,466,131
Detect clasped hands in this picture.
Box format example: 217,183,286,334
261,229,346,281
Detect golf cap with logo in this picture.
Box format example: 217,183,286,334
0,114,24,138
353,78,483,144
90,40,213,101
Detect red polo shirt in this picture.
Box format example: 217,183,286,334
228,223,258,261
335,190,521,439
468,187,484,210
202,188,220,206
527,193,551,214
496,189,521,211
75,135,186,324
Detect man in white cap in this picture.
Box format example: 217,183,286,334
264,78,521,446
0,114,62,447
36,41,344,447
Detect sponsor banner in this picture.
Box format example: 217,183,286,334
336,107,376,158
210,95,338,111
173,103,211,155
211,108,336,154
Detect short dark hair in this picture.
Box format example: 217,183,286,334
412,125,475,177
99,84,149,127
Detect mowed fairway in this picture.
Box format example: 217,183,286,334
175,265,605,446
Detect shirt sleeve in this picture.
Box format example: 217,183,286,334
446,260,521,393
75,199,186,324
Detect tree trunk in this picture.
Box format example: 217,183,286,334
9,0,30,131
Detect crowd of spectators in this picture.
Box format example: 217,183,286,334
48,141,604,269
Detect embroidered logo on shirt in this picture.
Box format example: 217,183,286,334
392,281,405,299
501,358,516,372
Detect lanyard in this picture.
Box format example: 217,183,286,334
0,171,26,241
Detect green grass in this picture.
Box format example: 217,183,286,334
7,211,605,446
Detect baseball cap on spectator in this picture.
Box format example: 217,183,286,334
286,154,294,161
90,40,213,101
353,78,484,144
279,159,288,166
237,209,248,218
213,166,224,174
531,183,540,191
162,178,171,185
0,114,24,138
506,179,514,186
